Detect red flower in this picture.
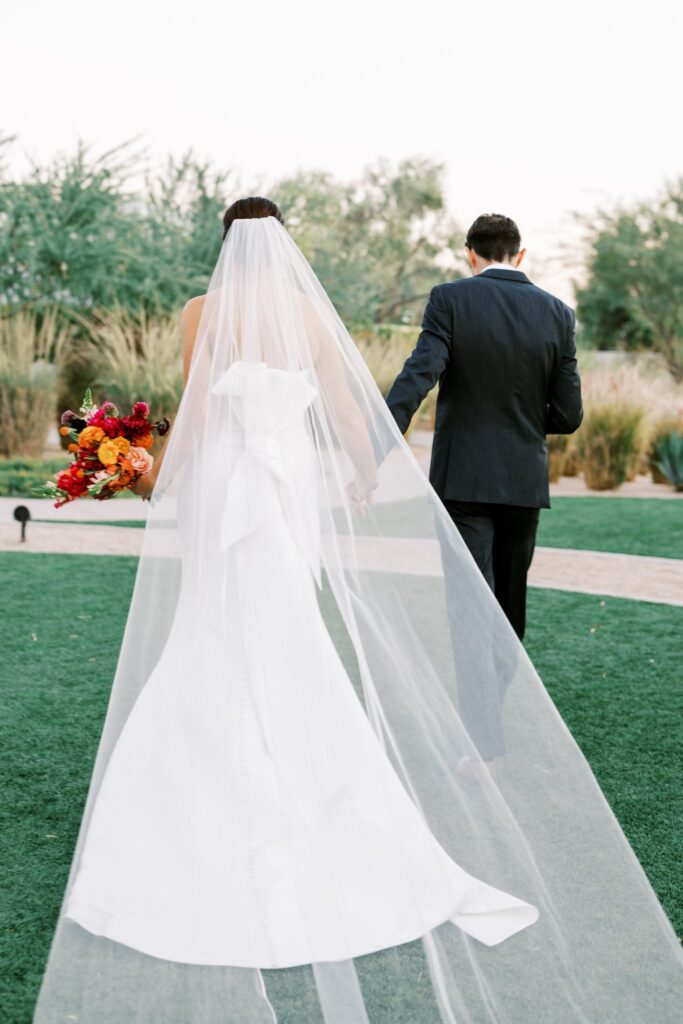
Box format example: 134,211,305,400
121,414,152,437
101,416,122,437
133,401,150,417
56,467,88,498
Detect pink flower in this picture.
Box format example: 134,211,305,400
128,446,154,475
133,401,150,417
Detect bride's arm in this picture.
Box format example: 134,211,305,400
130,297,204,499
303,298,378,498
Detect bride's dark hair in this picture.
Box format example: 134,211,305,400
222,197,284,240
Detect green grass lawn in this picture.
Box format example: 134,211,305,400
1,552,681,1021
333,495,683,559
538,496,683,558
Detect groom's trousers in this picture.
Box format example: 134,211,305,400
435,500,540,761
443,500,540,641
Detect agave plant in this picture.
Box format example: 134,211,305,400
655,431,683,491
648,409,683,484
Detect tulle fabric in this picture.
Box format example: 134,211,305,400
34,217,683,1022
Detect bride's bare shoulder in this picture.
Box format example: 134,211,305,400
180,295,206,380
181,294,206,335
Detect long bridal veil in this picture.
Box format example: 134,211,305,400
34,217,682,1023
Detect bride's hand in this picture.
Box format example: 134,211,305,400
346,476,378,515
130,473,154,501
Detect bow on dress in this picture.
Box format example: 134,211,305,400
211,360,322,587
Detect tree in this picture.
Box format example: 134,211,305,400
142,150,237,297
576,179,683,381
0,139,146,315
274,157,463,324
0,139,463,328
0,139,237,319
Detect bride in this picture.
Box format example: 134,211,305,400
34,199,683,1022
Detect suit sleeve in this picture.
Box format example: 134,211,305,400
546,306,583,434
385,286,452,435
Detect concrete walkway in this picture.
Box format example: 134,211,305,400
2,517,681,607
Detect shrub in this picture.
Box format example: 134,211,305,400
353,325,433,435
0,456,65,496
577,367,650,490
353,325,419,396
0,308,69,457
562,437,581,477
547,434,569,482
77,307,183,422
579,406,645,489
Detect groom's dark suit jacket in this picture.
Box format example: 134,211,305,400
385,268,583,509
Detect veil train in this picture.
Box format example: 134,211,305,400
33,217,683,1023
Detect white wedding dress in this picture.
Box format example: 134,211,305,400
64,360,538,968
36,218,683,1024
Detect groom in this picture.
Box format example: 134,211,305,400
385,213,583,642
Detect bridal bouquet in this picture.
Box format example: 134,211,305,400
36,390,170,507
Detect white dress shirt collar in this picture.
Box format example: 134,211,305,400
479,262,522,274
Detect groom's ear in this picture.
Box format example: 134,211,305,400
513,248,527,269
465,246,477,272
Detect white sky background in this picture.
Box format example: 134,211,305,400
2,0,682,303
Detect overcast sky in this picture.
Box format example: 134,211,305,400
3,0,681,302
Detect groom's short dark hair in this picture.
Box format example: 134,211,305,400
466,214,521,262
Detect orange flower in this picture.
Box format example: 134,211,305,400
112,436,131,455
97,438,120,466
118,457,136,485
78,425,105,448
59,425,71,437
68,443,79,452
136,433,154,450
